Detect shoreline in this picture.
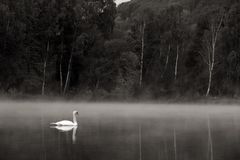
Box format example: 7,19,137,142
0,94,240,105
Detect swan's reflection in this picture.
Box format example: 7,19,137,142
50,126,78,144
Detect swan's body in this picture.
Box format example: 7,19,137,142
51,120,77,126
50,111,78,126
50,125,77,132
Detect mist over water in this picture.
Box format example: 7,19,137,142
1,102,240,160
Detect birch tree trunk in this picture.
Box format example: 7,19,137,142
139,21,145,88
205,14,224,96
206,46,214,97
63,52,73,94
59,40,63,94
161,44,171,78
206,67,213,97
174,44,179,81
59,54,63,94
63,29,77,95
42,59,47,95
42,41,50,95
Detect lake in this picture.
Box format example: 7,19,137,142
1,102,240,160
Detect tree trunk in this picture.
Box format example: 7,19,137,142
206,47,214,97
206,42,214,97
63,52,73,94
63,29,77,95
174,44,179,81
206,67,212,97
95,79,99,90
139,21,145,88
205,13,224,96
42,41,50,95
59,53,63,94
161,44,171,78
59,40,63,94
206,37,216,96
42,60,47,95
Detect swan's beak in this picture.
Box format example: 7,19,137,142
76,112,79,115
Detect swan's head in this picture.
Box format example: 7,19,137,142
73,110,79,115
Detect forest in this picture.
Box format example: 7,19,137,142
0,0,240,100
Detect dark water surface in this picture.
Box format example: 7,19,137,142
1,102,240,160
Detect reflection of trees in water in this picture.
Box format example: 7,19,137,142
207,116,213,160
139,124,142,160
50,126,78,160
3,116,240,160
51,126,77,144
41,114,47,160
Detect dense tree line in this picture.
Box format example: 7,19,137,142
117,0,240,98
0,0,240,100
0,0,119,99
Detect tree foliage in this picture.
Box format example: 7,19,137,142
1,0,240,99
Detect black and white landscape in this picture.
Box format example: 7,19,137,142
0,0,240,160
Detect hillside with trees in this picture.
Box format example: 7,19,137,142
116,0,240,98
0,0,240,100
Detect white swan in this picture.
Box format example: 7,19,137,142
50,125,77,132
50,110,78,126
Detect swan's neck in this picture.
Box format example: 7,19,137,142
73,114,77,125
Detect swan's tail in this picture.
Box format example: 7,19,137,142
50,122,57,126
